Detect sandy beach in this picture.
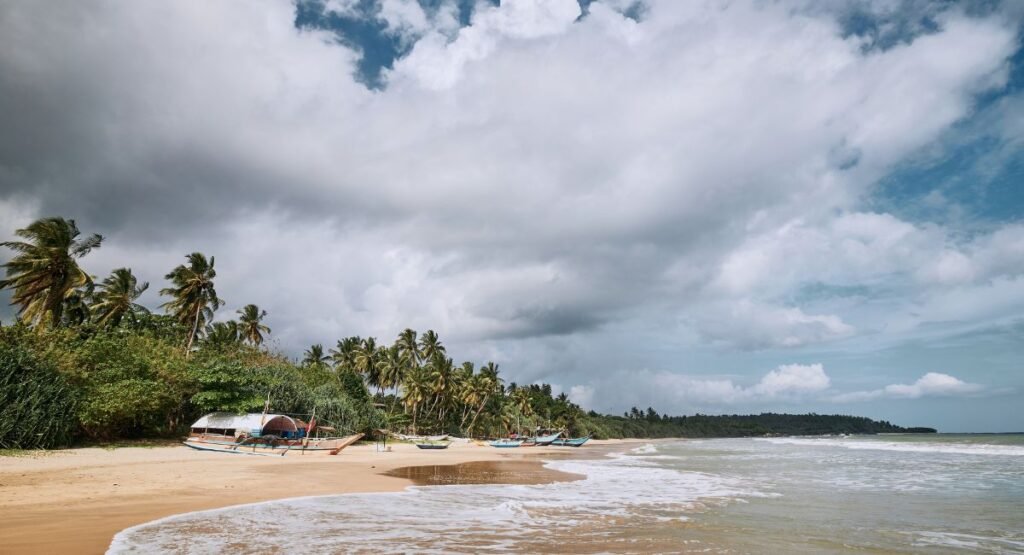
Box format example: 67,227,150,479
0,440,633,554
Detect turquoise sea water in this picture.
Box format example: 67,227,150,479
109,434,1024,553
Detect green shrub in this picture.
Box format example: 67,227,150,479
0,326,78,448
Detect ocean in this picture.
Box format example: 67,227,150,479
108,434,1024,554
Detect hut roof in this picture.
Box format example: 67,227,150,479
190,412,299,433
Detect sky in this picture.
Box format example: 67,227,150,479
1,0,1022,432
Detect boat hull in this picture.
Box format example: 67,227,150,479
531,432,562,446
489,440,524,448
550,436,590,447
415,443,450,450
183,440,287,457
184,433,363,456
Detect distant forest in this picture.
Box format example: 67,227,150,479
591,409,936,438
1,217,934,450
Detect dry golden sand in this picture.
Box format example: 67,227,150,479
0,439,635,554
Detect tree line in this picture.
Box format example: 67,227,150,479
0,217,932,449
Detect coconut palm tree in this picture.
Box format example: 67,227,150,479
402,366,432,434
466,362,502,437
303,343,329,367
61,286,94,326
396,327,419,373
417,329,445,362
329,336,361,372
379,345,404,392
160,252,223,353
429,356,455,423
511,388,533,418
455,362,475,428
236,304,270,346
355,337,381,391
0,217,103,327
479,361,501,385
92,268,149,327
205,320,240,347
459,373,482,431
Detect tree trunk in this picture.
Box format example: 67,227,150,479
411,402,418,435
466,395,489,438
185,304,201,356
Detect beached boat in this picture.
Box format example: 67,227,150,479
550,436,590,447
184,412,363,456
527,431,562,446
489,439,524,448
389,432,450,442
415,441,451,450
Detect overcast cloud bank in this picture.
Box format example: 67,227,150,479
1,0,1022,428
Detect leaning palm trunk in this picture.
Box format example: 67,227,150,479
185,304,202,355
466,395,490,438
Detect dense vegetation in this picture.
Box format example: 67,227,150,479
588,410,934,438
0,217,933,449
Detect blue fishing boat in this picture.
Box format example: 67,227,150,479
528,431,562,446
550,436,590,447
489,439,524,448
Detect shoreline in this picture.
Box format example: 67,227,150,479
0,439,645,554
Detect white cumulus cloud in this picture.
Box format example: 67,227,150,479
751,363,832,397
0,0,1020,417
833,372,984,402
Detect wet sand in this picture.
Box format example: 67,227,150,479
0,439,638,554
387,459,584,486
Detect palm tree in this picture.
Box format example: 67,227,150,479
329,336,361,372
511,388,534,426
205,320,240,347
418,329,445,362
402,366,432,434
479,361,501,384
236,304,270,346
61,286,93,326
160,252,223,353
379,345,404,392
429,356,455,423
355,338,383,395
455,362,475,428
92,268,149,327
0,217,103,327
396,327,419,373
303,344,329,367
466,362,502,437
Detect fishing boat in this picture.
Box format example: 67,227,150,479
415,441,451,450
489,438,524,448
529,431,562,446
389,432,450,442
550,436,590,447
183,412,363,456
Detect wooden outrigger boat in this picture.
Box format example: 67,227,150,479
522,431,562,446
183,412,363,456
415,441,451,450
550,436,590,447
489,438,524,448
389,432,450,442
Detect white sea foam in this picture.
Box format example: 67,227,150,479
108,451,761,554
911,531,1024,553
756,437,1024,457
630,443,658,455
